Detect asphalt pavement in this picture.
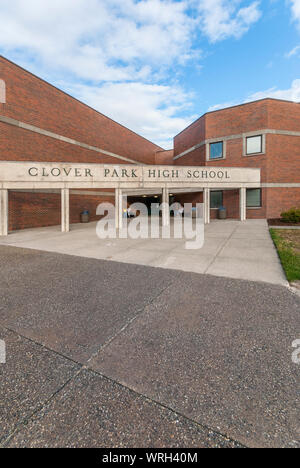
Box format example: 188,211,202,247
0,245,299,448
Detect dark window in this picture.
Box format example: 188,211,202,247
246,189,262,208
210,141,223,160
210,191,223,209
246,135,262,155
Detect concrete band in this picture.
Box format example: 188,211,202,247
261,183,300,187
0,161,261,190
174,128,300,161
0,114,145,166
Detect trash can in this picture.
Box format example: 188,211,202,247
80,210,90,223
218,207,227,219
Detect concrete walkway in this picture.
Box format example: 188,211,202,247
0,219,287,285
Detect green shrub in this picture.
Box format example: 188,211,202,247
280,207,300,224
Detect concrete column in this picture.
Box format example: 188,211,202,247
240,187,246,221
118,188,123,230
115,188,122,229
204,188,210,224
61,188,70,232
0,189,8,236
162,187,170,227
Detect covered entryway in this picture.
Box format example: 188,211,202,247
0,161,260,236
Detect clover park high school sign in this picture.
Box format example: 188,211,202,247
0,162,261,190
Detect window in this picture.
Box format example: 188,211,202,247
210,141,223,160
246,135,262,155
246,189,261,208
210,191,223,209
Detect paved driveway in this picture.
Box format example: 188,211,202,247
0,219,287,285
0,246,299,448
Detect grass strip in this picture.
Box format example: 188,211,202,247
270,228,300,282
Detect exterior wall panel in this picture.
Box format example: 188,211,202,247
266,187,300,219
174,116,206,160
9,191,61,231
205,101,268,138
266,134,300,183
8,191,114,231
0,122,137,165
267,100,300,132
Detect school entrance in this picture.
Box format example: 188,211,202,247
0,161,261,236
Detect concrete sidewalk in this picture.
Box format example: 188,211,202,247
0,219,287,285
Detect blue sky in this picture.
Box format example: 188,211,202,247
0,0,299,148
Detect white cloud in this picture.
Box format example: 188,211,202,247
65,81,196,148
290,0,300,29
0,0,263,147
0,0,196,82
0,0,262,81
246,79,300,102
196,0,261,42
285,44,300,58
208,101,238,111
0,0,201,147
207,79,300,113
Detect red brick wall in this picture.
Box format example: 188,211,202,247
174,192,203,206
0,121,138,165
8,191,114,231
266,187,300,218
267,100,300,132
174,115,206,160
174,146,206,166
205,100,268,138
69,193,113,224
222,190,239,219
266,134,300,183
155,149,174,165
9,192,61,231
207,137,268,180
174,100,269,160
0,56,161,164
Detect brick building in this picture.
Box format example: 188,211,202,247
174,99,300,220
0,55,299,232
